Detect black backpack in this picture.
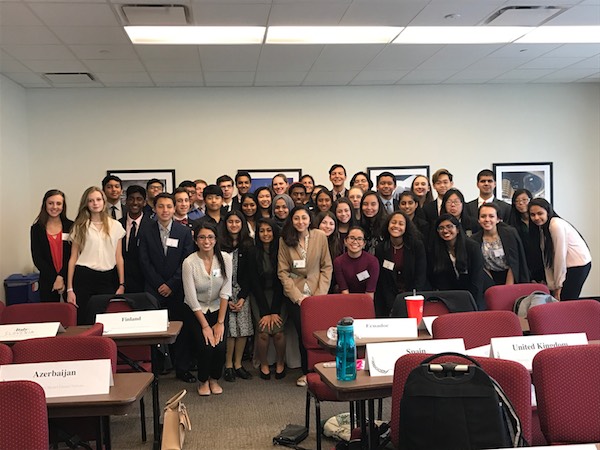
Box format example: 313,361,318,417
398,352,528,450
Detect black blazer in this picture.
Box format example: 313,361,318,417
139,220,194,305
245,246,286,318
422,200,439,224
30,218,73,302
373,239,427,317
428,238,485,310
465,198,511,222
119,214,153,293
471,223,531,284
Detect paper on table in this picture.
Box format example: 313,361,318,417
420,316,437,335
465,344,491,357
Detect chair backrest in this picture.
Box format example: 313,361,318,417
0,380,49,450
485,283,550,311
390,353,532,448
532,345,600,444
0,302,77,327
431,310,523,349
300,294,375,369
87,293,160,324
0,342,12,365
0,301,5,319
527,299,600,340
12,336,117,373
75,322,104,337
392,290,476,317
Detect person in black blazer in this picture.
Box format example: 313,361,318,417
119,185,153,293
376,171,399,214
464,169,511,221
139,193,195,382
472,204,530,289
30,189,74,302
428,214,484,309
374,212,427,317
423,168,455,224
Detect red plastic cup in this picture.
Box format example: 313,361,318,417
405,295,424,324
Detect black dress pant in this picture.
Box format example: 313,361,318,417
73,265,118,325
184,305,227,382
288,300,308,374
561,262,592,300
160,296,193,374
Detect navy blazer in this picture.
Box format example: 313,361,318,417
119,214,153,293
471,223,531,284
30,218,74,302
139,220,194,303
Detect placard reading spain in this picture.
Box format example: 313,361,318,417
490,333,588,370
0,322,64,342
353,318,418,339
366,338,465,377
0,359,113,398
97,310,168,335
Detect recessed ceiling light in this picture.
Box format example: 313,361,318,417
266,26,403,44
516,26,600,43
125,26,266,44
393,26,531,44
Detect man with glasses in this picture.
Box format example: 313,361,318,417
144,178,165,219
465,169,511,221
423,168,454,223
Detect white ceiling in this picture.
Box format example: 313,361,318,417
0,0,599,88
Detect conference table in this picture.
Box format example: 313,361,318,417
313,328,432,353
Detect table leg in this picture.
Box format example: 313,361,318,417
151,343,161,450
103,416,112,450
367,399,376,450
359,401,368,449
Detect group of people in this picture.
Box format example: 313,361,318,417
30,164,592,394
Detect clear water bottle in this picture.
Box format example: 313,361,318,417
336,317,357,381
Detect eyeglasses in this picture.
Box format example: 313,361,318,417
346,236,365,243
446,200,462,206
197,235,216,241
437,225,456,232
515,198,530,205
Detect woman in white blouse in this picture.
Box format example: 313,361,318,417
183,223,232,396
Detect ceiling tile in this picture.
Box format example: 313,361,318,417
29,3,121,27
22,59,89,72
135,45,200,59
400,69,458,82
255,70,306,82
0,3,45,26
150,71,204,83
203,70,255,83
303,70,357,84
545,5,600,25
0,26,62,45
258,45,323,71
489,43,561,58
407,0,506,26
467,57,525,71
350,69,408,84
543,44,600,58
418,44,500,70
143,58,202,71
268,2,350,25
493,68,554,81
539,67,600,81
340,0,429,26
1,44,75,60
0,56,31,72
84,58,145,72
312,45,384,71
69,44,138,60
51,26,130,45
94,71,153,83
446,69,505,83
568,55,600,69
365,45,443,70
519,57,583,69
199,45,260,71
189,3,270,25
2,72,50,87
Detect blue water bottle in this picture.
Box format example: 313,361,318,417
336,317,357,381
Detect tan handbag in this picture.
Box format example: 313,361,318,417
161,389,192,450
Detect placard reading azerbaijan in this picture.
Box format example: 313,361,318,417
0,359,113,398
353,318,418,339
97,310,168,335
365,338,465,377
490,333,588,371
0,322,64,342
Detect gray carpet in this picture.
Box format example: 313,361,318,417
109,366,392,450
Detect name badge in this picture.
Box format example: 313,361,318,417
96,310,168,335
366,339,465,377
356,270,370,281
493,248,505,258
212,269,221,278
0,322,64,342
490,333,588,370
353,318,418,339
383,260,395,271
0,359,113,398
293,259,306,269
166,238,179,248
62,233,70,241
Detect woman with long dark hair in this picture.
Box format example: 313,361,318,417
334,197,358,242
397,190,429,242
254,186,273,219
315,188,334,213
240,192,258,239
31,189,74,303
360,190,387,254
529,198,591,300
313,210,343,262
428,214,484,309
411,175,433,208
508,189,544,281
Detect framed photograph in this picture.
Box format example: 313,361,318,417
106,169,176,201
367,166,430,197
493,162,553,204
241,169,303,191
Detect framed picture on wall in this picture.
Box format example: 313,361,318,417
366,165,430,198
106,169,176,202
241,169,303,191
493,162,553,204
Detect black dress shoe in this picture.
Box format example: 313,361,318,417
224,368,236,382
259,370,271,380
235,366,253,380
176,371,197,383
275,367,287,380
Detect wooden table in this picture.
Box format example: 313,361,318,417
313,328,432,353
47,372,153,449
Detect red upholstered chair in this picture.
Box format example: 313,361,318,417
532,345,600,444
0,301,5,319
431,310,523,349
0,343,12,365
485,283,550,311
0,302,77,328
0,380,49,450
75,322,104,337
301,294,375,450
527,299,600,340
390,353,533,449
423,300,450,316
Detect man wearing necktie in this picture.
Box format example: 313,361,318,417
329,163,348,200
102,175,125,220
376,171,399,214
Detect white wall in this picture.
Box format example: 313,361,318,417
5,83,600,295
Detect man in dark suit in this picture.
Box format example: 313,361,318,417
102,174,126,220
377,171,399,214
423,168,454,224
465,169,511,222
139,193,195,382
119,185,152,293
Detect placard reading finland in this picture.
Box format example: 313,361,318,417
0,322,64,342
0,359,113,398
353,318,418,339
366,338,465,377
490,333,588,371
97,310,168,335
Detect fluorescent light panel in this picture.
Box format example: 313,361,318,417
516,26,600,43
125,26,265,44
266,26,403,44
394,26,532,44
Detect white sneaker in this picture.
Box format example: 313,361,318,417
296,375,307,387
